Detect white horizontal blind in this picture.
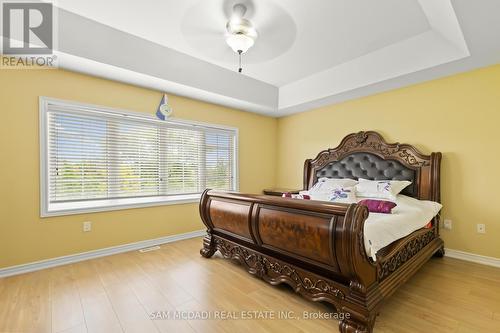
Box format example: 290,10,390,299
46,102,237,205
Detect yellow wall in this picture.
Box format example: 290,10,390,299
2,64,500,269
276,64,500,259
0,69,277,268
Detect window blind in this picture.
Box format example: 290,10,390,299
44,101,237,207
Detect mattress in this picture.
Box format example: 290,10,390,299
362,195,442,260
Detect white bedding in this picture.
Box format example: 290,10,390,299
363,195,442,260
300,189,442,260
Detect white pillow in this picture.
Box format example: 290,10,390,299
309,177,358,195
301,185,357,204
356,178,411,201
327,186,357,204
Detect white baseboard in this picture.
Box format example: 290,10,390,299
445,248,500,268
0,229,206,278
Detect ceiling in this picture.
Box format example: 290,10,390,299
55,0,431,87
30,1,500,116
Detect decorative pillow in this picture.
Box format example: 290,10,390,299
282,192,311,200
424,221,433,229
327,186,357,204
358,199,397,214
355,178,411,201
309,177,358,196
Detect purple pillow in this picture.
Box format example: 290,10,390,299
358,199,397,214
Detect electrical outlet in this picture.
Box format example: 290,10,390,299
83,221,92,232
477,224,486,234
443,219,452,230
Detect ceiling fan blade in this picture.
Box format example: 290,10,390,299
180,0,297,65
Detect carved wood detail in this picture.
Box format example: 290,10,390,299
311,131,430,170
377,229,436,280
339,313,377,333
214,237,346,303
200,233,217,258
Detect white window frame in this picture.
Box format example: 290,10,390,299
39,97,239,217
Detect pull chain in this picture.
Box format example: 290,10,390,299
238,50,242,73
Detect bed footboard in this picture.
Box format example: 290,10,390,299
199,189,380,332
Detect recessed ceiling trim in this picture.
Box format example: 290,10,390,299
418,0,469,53
10,1,494,117
56,8,278,113
56,52,276,115
278,0,469,110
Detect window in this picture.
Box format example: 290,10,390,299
40,97,238,216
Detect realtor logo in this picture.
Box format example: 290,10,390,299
1,1,57,68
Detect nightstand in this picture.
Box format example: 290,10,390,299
263,188,300,197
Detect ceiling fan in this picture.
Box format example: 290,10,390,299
180,0,296,74
224,4,258,72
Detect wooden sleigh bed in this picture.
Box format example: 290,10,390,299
199,131,444,333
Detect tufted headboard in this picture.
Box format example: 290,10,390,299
303,131,441,201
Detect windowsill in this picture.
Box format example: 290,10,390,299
42,193,201,217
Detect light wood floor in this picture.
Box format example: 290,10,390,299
1,237,499,333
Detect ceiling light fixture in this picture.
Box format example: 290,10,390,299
225,4,257,73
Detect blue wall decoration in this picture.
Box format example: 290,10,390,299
156,94,173,120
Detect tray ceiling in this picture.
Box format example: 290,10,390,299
15,0,500,116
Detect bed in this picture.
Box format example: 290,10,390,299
198,131,444,333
